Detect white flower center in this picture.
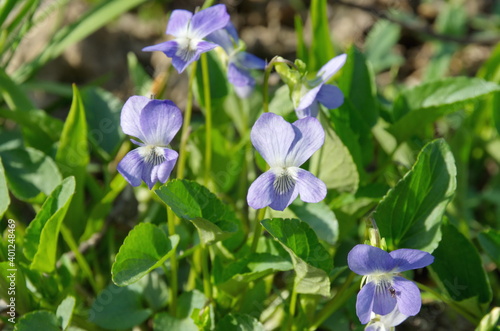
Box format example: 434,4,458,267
176,36,201,62
271,166,299,195
138,145,165,166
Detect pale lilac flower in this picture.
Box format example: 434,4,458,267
206,22,266,98
143,4,230,73
347,244,434,324
117,96,182,189
247,113,326,211
295,54,347,119
365,306,408,331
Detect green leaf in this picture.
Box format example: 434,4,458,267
140,272,169,311
289,200,338,245
365,20,403,73
374,139,456,252
55,84,89,240
475,307,500,331
23,177,75,272
0,147,62,202
215,313,265,331
309,0,335,70
56,296,76,330
431,223,492,311
156,179,237,245
338,45,378,128
0,67,34,111
14,310,60,331
153,313,198,331
0,262,33,314
261,218,332,296
13,0,150,82
112,223,179,286
389,77,500,141
310,120,359,192
153,290,209,331
81,87,124,160
89,283,152,330
0,158,9,217
478,229,500,267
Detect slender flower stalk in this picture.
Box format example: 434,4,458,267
201,53,212,187
176,62,197,179
167,207,178,314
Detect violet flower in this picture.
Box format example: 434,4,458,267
247,113,326,211
117,96,182,189
143,4,230,73
206,22,266,98
295,54,347,119
347,244,434,324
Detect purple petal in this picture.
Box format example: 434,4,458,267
286,116,324,166
224,21,239,43
316,84,344,109
206,28,234,53
318,53,347,82
117,149,145,187
149,148,178,188
372,281,397,316
190,4,230,38
139,99,182,146
295,102,319,119
121,96,150,141
389,249,434,273
392,276,422,317
347,245,396,275
143,40,217,73
296,84,322,111
250,113,295,167
269,182,299,211
247,170,275,209
356,281,376,324
166,9,192,36
142,40,177,54
228,62,254,88
295,169,326,203
236,52,266,70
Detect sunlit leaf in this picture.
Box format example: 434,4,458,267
23,177,75,273
112,223,179,286
374,139,456,252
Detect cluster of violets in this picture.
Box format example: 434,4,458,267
116,4,434,329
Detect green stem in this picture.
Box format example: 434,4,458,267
250,208,267,252
176,61,197,179
201,53,212,187
167,207,178,315
416,282,479,325
60,225,99,294
310,272,358,330
289,281,298,318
